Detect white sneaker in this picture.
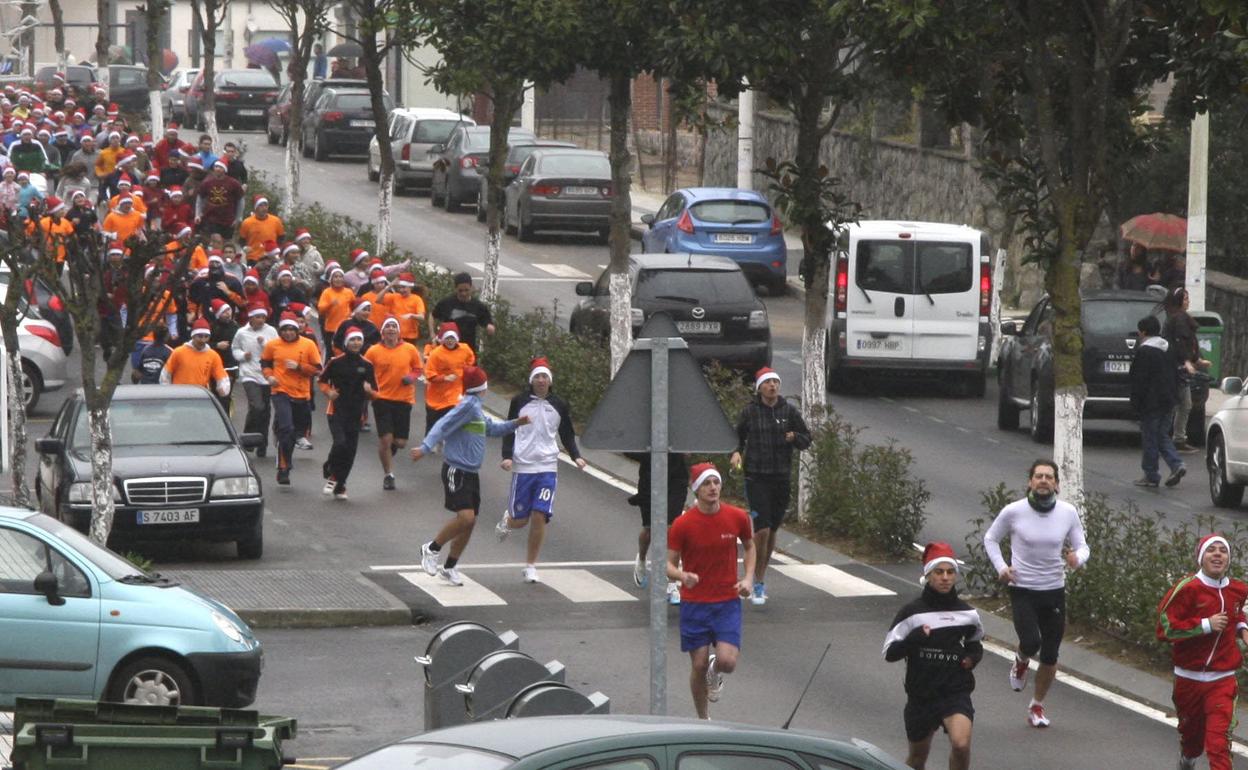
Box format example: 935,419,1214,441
1027,702,1050,728
420,541,439,576
1177,755,1196,770
440,566,464,586
322,479,336,496
667,581,681,605
523,565,539,583
495,512,511,541
633,557,648,589
333,489,349,501
706,653,724,703
1009,655,1029,691
296,437,313,450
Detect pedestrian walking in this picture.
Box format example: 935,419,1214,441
231,303,277,458
983,459,1090,728
883,542,982,770
627,451,689,595
1157,534,1248,770
729,366,811,606
431,272,494,353
363,317,423,490
412,365,527,586
423,321,475,435
261,311,323,485
160,318,231,397
319,326,377,500
1162,288,1209,453
666,463,755,720
1130,315,1186,488
208,299,239,414
132,326,173,384
495,357,587,583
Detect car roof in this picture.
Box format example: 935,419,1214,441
0,505,39,522
680,187,769,203
846,220,982,237
465,125,534,135
532,148,606,158
391,107,471,120
74,384,217,402
630,253,742,272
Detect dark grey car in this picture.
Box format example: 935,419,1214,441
504,148,611,242
430,125,535,213
475,140,576,221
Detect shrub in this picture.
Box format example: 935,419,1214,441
687,362,755,502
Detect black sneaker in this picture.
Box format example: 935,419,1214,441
276,468,290,485
1165,466,1187,487
1133,477,1159,488
383,474,396,491
255,447,266,458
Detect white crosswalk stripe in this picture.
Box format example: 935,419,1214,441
772,564,896,597
400,570,507,607
1,711,11,758
534,569,637,603
464,261,523,277
533,263,592,279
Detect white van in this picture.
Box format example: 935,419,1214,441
367,107,475,191
825,220,992,396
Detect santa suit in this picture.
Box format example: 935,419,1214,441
1157,569,1248,770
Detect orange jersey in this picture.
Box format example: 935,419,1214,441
260,335,322,399
27,215,74,263
163,343,226,387
364,341,423,404
359,290,392,327
317,285,355,333
238,214,284,264
109,192,147,217
95,145,123,178
383,291,426,341
102,209,145,246
138,290,174,342
423,342,474,410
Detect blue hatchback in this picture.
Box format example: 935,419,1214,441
640,187,788,294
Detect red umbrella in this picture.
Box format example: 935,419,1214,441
1120,212,1187,253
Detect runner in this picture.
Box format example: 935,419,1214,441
261,311,323,485
1157,534,1248,770
159,318,230,396
207,299,240,414
495,357,587,583
231,303,277,458
238,195,284,265
364,317,423,490
423,321,475,436
883,542,982,770
319,326,377,500
627,451,689,594
383,272,426,346
666,462,754,720
412,365,527,586
983,459,1090,728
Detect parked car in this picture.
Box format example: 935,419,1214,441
476,140,576,221
503,148,612,242
1207,377,1248,508
106,64,149,113
161,67,199,123
265,82,294,145
185,69,280,130
0,261,73,354
571,253,771,371
0,282,68,411
642,187,788,295
0,507,263,708
302,87,393,161
997,288,1168,442
430,125,535,213
35,385,266,558
334,714,908,769
33,64,98,95
301,77,367,112
369,107,475,192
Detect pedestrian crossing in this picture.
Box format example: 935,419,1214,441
1,710,11,759
463,260,605,282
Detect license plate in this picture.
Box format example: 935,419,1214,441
856,338,903,351
563,186,598,196
1104,360,1130,374
238,109,263,116
676,321,721,335
713,233,754,244
137,508,200,525
350,120,375,128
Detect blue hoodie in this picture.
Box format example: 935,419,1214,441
420,394,520,473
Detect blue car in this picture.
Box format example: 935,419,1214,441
0,508,262,708
640,187,788,294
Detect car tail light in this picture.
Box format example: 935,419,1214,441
460,156,482,169
769,213,782,236
401,143,411,161
263,93,275,102
217,92,238,101
26,323,60,348
322,111,344,123
748,309,768,329
48,295,63,312
834,253,849,314
531,183,560,196
676,210,694,234
979,260,991,318
630,308,644,326
506,164,519,174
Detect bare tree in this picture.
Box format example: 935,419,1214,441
95,0,110,85
189,0,232,147
47,0,67,74
0,230,38,508
142,1,171,133
268,0,332,218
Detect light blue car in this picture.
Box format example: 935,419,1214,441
0,508,262,708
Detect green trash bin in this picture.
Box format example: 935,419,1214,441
1192,310,1224,382
9,698,296,770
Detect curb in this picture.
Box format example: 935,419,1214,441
235,605,413,630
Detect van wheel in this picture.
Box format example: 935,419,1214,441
1028,387,1054,443
962,372,986,398
107,656,198,707
237,523,263,559
21,360,41,412
997,375,1019,430
1208,433,1245,508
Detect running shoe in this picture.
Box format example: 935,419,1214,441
667,581,681,605
1177,755,1197,770
495,512,511,541
383,474,396,491
523,565,539,583
420,541,439,576
1133,477,1159,488
333,489,349,501
296,437,313,450
751,582,767,606
706,654,724,702
1165,465,1187,487
322,479,336,496
1009,655,1029,691
633,557,648,589
276,468,290,485
440,567,464,586
1027,702,1050,728
1175,442,1199,454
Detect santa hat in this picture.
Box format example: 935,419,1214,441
210,298,231,318
18,126,31,137
124,134,139,146
294,227,311,242
438,322,459,342
689,462,721,492
263,240,280,257
52,72,65,84
106,103,119,116
350,248,370,265
190,318,212,336
1197,534,1230,566
207,253,224,266
352,298,372,313
107,130,120,140
44,195,65,214
116,152,136,167
253,195,268,208
281,242,300,257
116,173,133,187
461,365,488,394
174,225,193,239
168,186,184,198
244,269,261,285
1,167,13,177
327,267,345,279
755,367,780,391
529,356,552,383
277,268,294,281
212,160,227,171
165,125,179,135
145,172,160,184
186,159,203,171
343,326,365,344
36,128,49,138
247,301,269,318
381,316,400,331
70,190,87,202
921,542,960,580
278,311,300,329
116,195,134,209
15,171,28,181
107,242,124,256
370,268,387,282
289,302,314,318
396,272,416,288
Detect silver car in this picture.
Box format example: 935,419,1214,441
0,284,68,411
368,107,474,192
504,149,612,243
431,125,535,213
161,68,199,123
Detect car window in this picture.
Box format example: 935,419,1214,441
677,753,800,770
334,743,511,769
636,269,755,305
593,269,611,296
313,93,331,111
537,154,610,177
570,758,657,770
218,70,277,88
1082,299,1162,336
690,200,769,224
114,68,145,87
656,194,685,221
332,92,392,111
389,115,405,141
71,398,233,449
464,130,491,150
519,156,536,176
410,119,458,144
856,240,913,294
30,514,143,581
915,242,973,295
0,527,50,592
1021,299,1047,336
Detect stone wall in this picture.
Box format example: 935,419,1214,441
1206,270,1248,379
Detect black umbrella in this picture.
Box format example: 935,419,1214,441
327,41,363,58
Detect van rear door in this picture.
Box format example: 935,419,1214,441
911,239,979,362
846,239,914,359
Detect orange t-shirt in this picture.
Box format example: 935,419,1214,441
383,291,427,341
423,342,474,410
359,289,391,328
27,216,75,263
260,335,322,399
102,209,145,246
163,344,226,387
109,192,147,217
317,285,355,333
364,341,423,404
238,214,285,264
138,290,174,342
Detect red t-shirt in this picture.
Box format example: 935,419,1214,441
197,174,244,227
668,503,752,604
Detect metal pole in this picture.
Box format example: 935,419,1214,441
1185,111,1209,312
737,85,753,191
648,335,669,716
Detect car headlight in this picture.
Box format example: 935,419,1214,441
211,476,260,498
211,611,244,643
748,309,768,329
67,481,120,503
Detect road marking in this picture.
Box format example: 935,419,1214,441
902,406,919,414
374,559,638,571
771,564,895,597
465,261,522,277
399,570,507,606
537,568,637,603
533,263,592,279
497,277,586,283
956,426,972,433
928,416,946,424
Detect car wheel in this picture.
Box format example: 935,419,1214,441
476,191,487,222
768,274,787,297
444,182,461,213
1208,432,1245,508
313,131,327,161
107,656,197,707
237,522,263,559
516,208,532,242
430,176,445,208
301,131,312,158
367,157,379,182
21,359,41,412
280,126,289,146
1186,402,1206,448
504,205,517,235
266,125,277,145
1028,385,1054,443
997,373,1020,430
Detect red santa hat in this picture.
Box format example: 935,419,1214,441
247,301,269,318
106,103,119,117
107,242,125,256
529,356,552,383
145,172,160,184
207,253,224,266
396,272,416,288
278,311,300,329
294,227,311,242
370,267,387,282
209,298,232,318
116,173,133,187
173,225,193,238
438,321,459,342
253,194,268,208
124,134,139,146
343,326,365,344
168,186,184,198
380,316,400,331
281,242,300,257
190,318,212,336
461,365,488,394
754,366,780,391
327,266,345,279
212,159,227,171
244,269,261,285
44,195,65,214
277,268,294,281
289,302,314,318
689,462,721,492
352,297,372,313
921,542,960,579
115,193,133,207
165,125,179,135
350,248,370,265
263,240,280,257
15,170,29,181
185,159,203,171
1197,534,1230,566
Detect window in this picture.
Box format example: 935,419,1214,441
571,758,657,770
414,119,465,144
537,154,610,177
114,68,146,87
334,743,511,769
0,527,48,591
71,398,234,450
636,269,755,305
856,240,912,294
218,70,277,88
1082,300,1163,337
676,753,799,770
656,194,686,221
1021,300,1048,336
690,200,770,224
389,115,407,142
915,242,973,295
332,92,393,111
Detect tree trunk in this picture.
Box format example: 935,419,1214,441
95,0,111,73
481,85,521,306
377,172,393,253
86,402,116,545
1049,192,1089,506
607,72,634,376
145,0,167,134
49,0,67,74
360,27,393,254
200,1,219,146
5,348,30,508
284,65,307,218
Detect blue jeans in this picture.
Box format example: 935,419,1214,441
1141,411,1182,483
272,393,310,471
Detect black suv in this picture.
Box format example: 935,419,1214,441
997,289,1170,442
570,253,771,371
302,87,393,160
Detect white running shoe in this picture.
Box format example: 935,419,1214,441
322,479,336,496
633,557,647,589
333,490,349,501
523,565,539,583
296,437,313,450
706,654,724,702
440,567,464,586
420,542,439,576
495,512,511,541
1027,702,1050,728
667,581,681,605
1009,655,1029,691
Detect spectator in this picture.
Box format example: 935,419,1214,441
431,272,494,352
1130,315,1186,488
312,44,328,80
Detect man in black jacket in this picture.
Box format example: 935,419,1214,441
1130,315,1185,488
319,327,377,500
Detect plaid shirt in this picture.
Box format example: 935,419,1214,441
735,395,811,477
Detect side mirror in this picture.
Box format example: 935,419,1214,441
1222,377,1243,396
575,281,594,297
640,213,655,227
1000,320,1018,336
239,432,264,450
34,570,64,606
35,436,63,454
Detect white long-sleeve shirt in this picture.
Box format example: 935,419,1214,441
231,322,278,384
984,497,1090,591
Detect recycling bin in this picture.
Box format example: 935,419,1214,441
415,621,519,730
454,650,565,722
1192,310,1224,382
504,682,610,718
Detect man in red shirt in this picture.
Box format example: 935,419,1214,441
194,159,244,238
666,463,755,720
1157,534,1248,770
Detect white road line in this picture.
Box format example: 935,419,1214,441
537,569,637,603
375,560,637,571
928,416,946,424
533,263,592,279
772,564,895,597
464,261,522,277
902,406,919,413
956,426,972,433
399,570,507,607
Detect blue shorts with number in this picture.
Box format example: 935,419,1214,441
508,471,557,522
679,599,742,652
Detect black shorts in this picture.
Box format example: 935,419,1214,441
373,399,412,441
1008,586,1066,665
426,405,453,434
745,474,791,531
441,463,480,514
903,692,974,743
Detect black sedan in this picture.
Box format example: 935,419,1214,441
34,385,266,558
186,69,279,131
302,87,394,161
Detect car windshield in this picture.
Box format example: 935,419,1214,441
414,120,462,143
1082,299,1164,336
71,398,233,449
691,200,770,224
465,130,533,150
637,269,755,304
335,744,512,770
538,154,610,177
333,93,392,110
218,70,276,88
29,513,145,580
